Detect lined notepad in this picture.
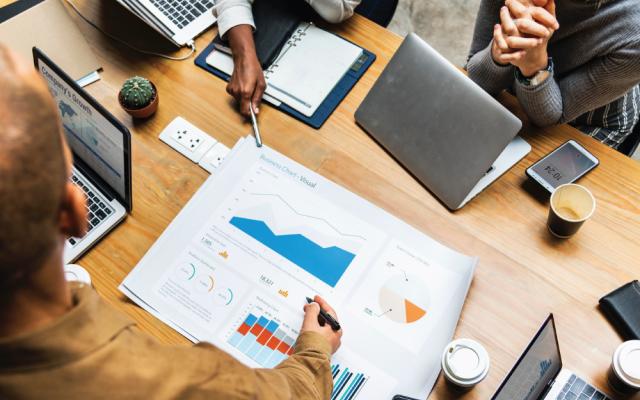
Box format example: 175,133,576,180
207,23,363,117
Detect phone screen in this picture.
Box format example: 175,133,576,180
531,142,597,189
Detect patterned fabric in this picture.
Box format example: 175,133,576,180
571,85,640,149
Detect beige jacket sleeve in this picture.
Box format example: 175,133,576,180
178,331,334,400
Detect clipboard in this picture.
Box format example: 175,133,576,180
195,40,375,129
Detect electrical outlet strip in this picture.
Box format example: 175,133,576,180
159,116,231,174
159,117,217,163
199,142,231,174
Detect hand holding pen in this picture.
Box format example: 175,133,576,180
301,295,342,354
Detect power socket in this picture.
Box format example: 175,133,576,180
199,142,231,174
159,117,217,163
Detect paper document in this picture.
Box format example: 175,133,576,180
206,23,362,117
121,139,477,399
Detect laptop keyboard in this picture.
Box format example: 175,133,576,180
69,174,113,246
557,375,610,400
149,0,215,29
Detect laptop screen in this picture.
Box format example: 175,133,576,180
36,56,128,203
492,315,562,400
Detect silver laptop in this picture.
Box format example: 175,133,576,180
492,314,611,400
355,33,529,210
115,0,216,46
34,48,132,264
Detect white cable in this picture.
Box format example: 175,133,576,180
64,0,196,61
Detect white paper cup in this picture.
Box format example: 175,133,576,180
441,338,490,388
608,340,640,396
64,264,92,286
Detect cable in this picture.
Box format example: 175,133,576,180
64,0,196,61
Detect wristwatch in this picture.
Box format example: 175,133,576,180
516,58,554,86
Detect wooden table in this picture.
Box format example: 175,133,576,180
6,1,640,398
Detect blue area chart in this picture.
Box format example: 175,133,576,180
229,216,355,287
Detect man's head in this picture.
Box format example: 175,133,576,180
0,45,86,292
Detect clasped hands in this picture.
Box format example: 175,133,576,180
491,0,559,78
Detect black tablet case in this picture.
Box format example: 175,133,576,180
599,280,640,340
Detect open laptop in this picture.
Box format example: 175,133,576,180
33,47,132,264
355,33,530,210
115,0,216,47
492,314,611,400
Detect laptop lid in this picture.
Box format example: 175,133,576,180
33,47,132,211
492,314,563,400
355,33,522,210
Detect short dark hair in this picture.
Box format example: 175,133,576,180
0,46,67,288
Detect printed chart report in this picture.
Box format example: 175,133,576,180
120,139,477,398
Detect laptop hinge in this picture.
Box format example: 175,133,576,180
538,378,555,400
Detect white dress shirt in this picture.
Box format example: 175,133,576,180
213,0,361,38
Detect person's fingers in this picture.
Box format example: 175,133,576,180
531,6,559,29
531,0,548,6
302,302,321,327
545,0,556,17
314,295,339,320
494,24,509,51
499,50,526,63
500,6,518,36
515,18,552,38
506,35,543,49
505,0,528,19
252,78,266,115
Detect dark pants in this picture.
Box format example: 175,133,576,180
355,0,398,27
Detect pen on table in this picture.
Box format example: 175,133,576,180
306,297,341,331
249,103,262,147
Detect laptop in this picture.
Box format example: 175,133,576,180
355,33,529,210
492,314,611,400
33,48,132,264
115,0,216,47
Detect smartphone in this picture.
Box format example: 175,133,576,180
526,140,599,193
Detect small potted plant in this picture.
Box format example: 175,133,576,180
119,76,159,119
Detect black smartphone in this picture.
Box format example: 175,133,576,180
526,140,599,193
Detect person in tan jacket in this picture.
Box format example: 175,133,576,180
0,44,342,400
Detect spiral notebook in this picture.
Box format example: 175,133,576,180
206,22,363,117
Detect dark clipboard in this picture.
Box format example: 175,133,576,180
195,39,376,129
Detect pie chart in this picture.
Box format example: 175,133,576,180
378,274,429,324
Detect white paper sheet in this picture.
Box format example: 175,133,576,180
120,138,477,399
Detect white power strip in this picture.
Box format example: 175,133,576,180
159,117,230,173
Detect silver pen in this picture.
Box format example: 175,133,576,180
249,104,262,147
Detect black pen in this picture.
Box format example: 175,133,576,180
306,297,341,331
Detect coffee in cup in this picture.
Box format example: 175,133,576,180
608,340,640,396
547,184,596,238
441,338,490,389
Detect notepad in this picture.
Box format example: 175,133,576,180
206,23,363,117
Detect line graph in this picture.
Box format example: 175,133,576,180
230,216,355,287
249,193,366,241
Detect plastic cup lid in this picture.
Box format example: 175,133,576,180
64,264,92,286
615,340,640,387
443,339,490,383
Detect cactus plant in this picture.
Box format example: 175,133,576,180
118,76,159,118
120,77,155,109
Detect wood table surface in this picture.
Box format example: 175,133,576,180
3,1,639,398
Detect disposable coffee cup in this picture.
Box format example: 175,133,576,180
608,340,640,396
441,338,490,388
64,264,92,286
547,184,596,238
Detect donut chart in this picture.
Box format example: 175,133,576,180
378,274,429,324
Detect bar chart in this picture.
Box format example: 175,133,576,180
331,362,368,400
227,307,298,368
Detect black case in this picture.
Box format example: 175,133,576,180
599,280,640,340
